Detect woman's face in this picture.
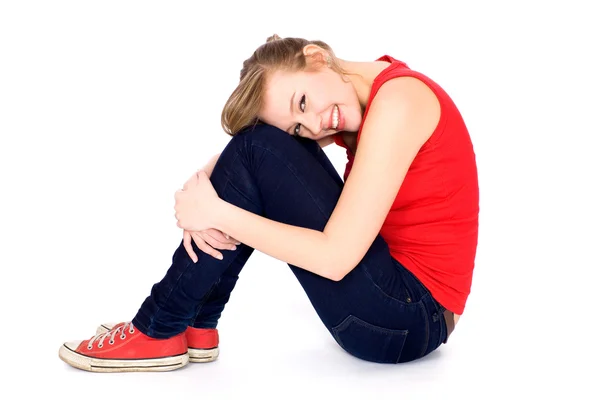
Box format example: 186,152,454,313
259,66,362,140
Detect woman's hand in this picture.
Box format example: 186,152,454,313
175,169,241,262
183,229,241,262
174,170,220,232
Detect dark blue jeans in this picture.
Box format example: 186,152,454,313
132,124,447,363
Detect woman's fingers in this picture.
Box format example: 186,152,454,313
203,228,241,246
222,232,242,245
183,230,198,263
183,228,241,263
191,231,223,260
201,229,239,249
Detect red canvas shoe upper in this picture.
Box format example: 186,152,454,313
72,322,187,359
186,327,219,349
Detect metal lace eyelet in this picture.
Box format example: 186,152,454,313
87,345,92,350
109,340,114,345
129,329,135,334
120,334,126,340
98,343,103,348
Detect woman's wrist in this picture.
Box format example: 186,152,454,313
211,198,229,232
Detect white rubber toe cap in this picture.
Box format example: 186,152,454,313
64,340,82,351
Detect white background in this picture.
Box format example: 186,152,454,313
1,0,599,398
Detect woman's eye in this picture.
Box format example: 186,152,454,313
299,95,306,112
294,123,302,136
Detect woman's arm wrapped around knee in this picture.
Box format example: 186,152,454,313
181,156,241,262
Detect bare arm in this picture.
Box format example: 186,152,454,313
211,77,440,281
214,201,333,278
197,137,334,277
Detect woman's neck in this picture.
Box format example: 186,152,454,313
338,59,391,108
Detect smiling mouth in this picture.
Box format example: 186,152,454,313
332,105,339,129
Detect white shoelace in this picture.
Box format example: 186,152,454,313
87,322,135,350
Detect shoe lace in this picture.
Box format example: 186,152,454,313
87,322,135,350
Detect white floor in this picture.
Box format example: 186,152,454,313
1,1,599,399
10,248,600,399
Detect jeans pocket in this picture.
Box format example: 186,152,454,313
332,315,409,364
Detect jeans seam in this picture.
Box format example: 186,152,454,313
144,254,196,333
417,301,429,358
148,183,235,332
190,277,222,325
359,263,417,307
224,151,263,211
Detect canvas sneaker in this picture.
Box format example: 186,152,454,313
97,322,219,363
59,322,188,372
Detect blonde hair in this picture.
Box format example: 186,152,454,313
220,34,344,136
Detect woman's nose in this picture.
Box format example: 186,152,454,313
306,113,323,136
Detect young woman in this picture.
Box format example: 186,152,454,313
59,34,479,372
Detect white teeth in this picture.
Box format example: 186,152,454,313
332,105,339,129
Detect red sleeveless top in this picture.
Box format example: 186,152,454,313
333,56,479,314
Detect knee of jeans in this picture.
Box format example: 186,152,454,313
237,124,298,150
239,123,285,137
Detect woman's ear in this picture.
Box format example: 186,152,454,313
303,44,329,69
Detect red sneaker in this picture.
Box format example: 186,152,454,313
59,322,188,372
97,323,219,363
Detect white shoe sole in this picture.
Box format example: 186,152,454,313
97,324,219,363
58,344,188,372
188,346,219,363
